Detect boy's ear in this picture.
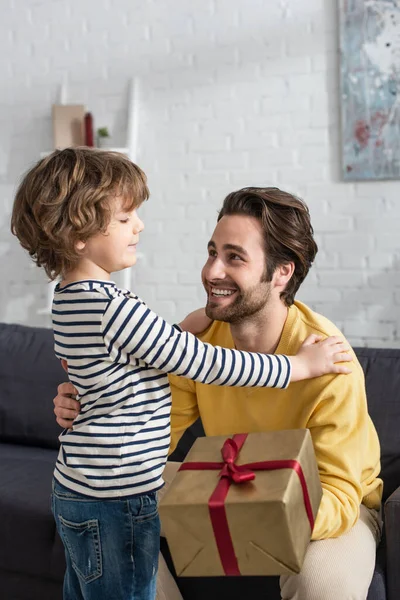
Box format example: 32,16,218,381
75,240,86,251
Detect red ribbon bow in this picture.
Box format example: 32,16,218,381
179,433,314,576
218,437,255,483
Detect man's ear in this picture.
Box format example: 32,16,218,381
76,240,86,251
273,263,295,288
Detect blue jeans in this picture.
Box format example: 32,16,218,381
51,479,160,600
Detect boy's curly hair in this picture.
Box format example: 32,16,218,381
11,147,149,280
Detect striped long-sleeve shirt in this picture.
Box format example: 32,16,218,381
52,280,291,498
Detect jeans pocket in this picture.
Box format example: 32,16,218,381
131,492,159,523
58,515,102,583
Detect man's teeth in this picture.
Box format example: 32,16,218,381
211,288,235,296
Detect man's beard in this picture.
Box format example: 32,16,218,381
205,280,272,324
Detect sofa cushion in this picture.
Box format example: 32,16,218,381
0,570,62,600
0,323,65,449
355,348,400,502
0,443,65,581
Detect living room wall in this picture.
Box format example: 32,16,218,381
1,0,399,347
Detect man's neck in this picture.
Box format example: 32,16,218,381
229,299,289,355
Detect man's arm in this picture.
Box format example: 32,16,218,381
308,365,381,540
53,381,79,429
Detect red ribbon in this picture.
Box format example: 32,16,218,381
179,433,314,576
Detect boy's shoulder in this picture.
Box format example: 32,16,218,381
55,280,140,303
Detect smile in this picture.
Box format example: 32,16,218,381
210,287,236,297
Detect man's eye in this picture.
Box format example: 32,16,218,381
208,251,217,258
230,254,242,261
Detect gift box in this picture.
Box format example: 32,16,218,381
159,430,322,577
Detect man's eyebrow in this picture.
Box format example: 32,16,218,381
206,241,248,257
223,243,248,256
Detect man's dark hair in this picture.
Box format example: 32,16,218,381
218,187,318,306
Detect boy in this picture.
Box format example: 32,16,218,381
11,148,351,600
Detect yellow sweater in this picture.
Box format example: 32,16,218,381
169,301,382,540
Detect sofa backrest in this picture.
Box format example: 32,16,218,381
0,322,65,449
354,347,400,501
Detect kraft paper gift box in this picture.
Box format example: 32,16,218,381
159,430,322,577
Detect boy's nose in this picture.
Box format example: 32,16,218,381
134,216,144,233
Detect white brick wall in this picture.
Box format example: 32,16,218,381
1,0,400,347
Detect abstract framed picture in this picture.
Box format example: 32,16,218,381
339,0,400,181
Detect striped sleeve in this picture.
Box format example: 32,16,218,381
102,295,291,389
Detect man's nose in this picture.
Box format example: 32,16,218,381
206,258,226,281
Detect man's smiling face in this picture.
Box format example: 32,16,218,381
201,214,273,323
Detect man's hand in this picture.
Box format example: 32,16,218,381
53,381,80,429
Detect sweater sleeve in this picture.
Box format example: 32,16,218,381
168,374,200,456
101,294,291,389
307,364,381,539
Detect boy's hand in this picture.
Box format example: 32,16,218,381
179,308,212,335
53,381,80,429
289,334,352,382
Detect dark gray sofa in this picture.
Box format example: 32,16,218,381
1,322,399,600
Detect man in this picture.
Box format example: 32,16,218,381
54,187,382,600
